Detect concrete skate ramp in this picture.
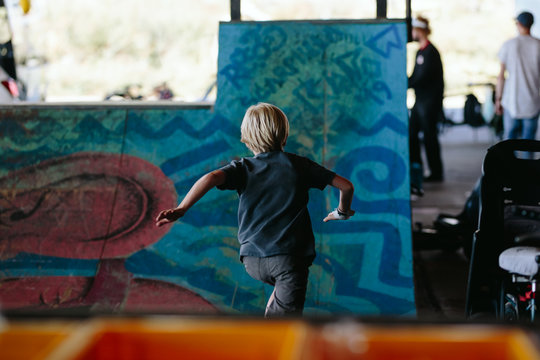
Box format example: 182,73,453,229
0,21,413,316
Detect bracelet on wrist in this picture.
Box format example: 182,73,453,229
335,208,354,219
337,208,352,217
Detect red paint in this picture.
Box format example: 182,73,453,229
0,152,177,259
0,260,217,312
124,278,218,313
0,153,219,313
0,277,91,309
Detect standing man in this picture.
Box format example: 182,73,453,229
409,16,445,187
496,11,540,140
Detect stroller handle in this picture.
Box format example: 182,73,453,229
515,231,540,245
483,140,540,175
488,139,540,156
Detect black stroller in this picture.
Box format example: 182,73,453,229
466,140,540,322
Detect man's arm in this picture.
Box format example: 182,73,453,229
408,63,422,90
323,174,355,222
408,50,435,90
495,63,506,115
156,170,226,227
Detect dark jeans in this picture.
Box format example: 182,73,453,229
410,101,444,178
242,255,310,317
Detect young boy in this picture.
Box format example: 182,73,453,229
156,103,354,317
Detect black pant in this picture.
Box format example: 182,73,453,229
242,255,310,317
409,101,444,178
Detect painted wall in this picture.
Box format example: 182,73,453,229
0,21,413,316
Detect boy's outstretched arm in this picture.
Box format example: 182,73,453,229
156,170,226,227
323,174,355,222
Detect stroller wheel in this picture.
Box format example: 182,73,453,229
504,294,519,322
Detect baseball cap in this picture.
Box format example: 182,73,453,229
517,11,534,28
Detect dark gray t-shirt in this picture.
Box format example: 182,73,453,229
217,151,335,259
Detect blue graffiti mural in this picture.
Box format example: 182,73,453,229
0,21,412,316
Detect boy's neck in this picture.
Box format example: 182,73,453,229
252,148,285,156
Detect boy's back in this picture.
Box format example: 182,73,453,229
155,103,354,317
218,151,335,259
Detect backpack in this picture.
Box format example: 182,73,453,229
464,93,485,127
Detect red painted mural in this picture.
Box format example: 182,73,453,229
0,152,218,313
0,260,217,312
0,152,175,259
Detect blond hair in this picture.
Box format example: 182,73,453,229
241,103,289,154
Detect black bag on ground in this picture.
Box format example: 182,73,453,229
464,93,485,127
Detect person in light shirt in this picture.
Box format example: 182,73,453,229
496,11,540,140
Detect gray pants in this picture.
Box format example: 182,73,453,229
242,255,310,317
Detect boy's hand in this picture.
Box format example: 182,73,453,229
155,207,186,227
323,208,355,222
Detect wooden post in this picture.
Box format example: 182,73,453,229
376,0,387,19
406,0,412,42
230,0,241,21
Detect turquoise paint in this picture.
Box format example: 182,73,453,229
0,21,413,316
